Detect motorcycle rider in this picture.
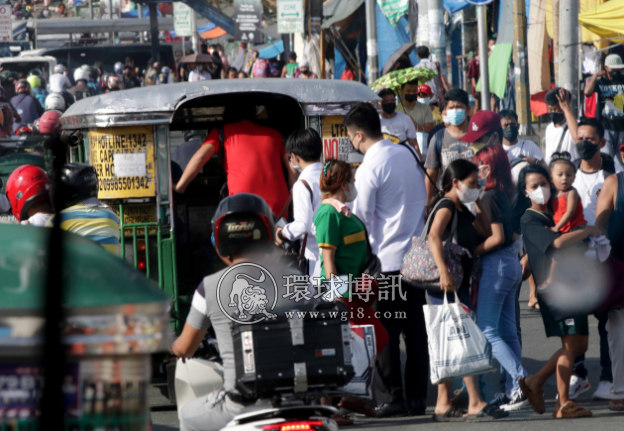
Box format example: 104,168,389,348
173,193,309,431
71,68,95,101
45,93,66,113
27,74,48,108
49,64,72,93
11,79,44,132
123,65,141,89
0,86,21,137
46,163,120,255
6,164,53,226
80,65,100,94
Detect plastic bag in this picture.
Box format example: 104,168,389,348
423,292,494,384
338,325,376,398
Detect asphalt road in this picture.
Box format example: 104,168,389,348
150,283,623,430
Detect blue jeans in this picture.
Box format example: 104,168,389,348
477,247,527,395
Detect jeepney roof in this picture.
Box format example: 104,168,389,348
60,79,381,129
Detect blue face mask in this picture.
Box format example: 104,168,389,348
291,159,302,173
445,108,466,126
418,97,431,105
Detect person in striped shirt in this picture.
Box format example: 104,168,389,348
46,163,120,255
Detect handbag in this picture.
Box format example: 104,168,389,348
400,198,467,290
423,291,493,384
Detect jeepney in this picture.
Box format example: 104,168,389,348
59,79,381,329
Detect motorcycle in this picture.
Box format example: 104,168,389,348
174,338,339,431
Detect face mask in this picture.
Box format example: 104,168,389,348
445,109,466,126
418,97,431,105
345,183,358,202
503,125,519,142
526,186,551,205
456,181,480,204
550,112,565,125
611,71,621,79
576,139,599,160
382,103,396,115
290,159,302,173
404,94,417,103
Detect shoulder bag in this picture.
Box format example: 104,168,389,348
400,198,467,290
350,213,382,279
277,179,314,274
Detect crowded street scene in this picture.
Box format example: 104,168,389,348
1,0,624,430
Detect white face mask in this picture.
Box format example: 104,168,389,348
345,182,358,202
526,186,551,205
456,181,479,204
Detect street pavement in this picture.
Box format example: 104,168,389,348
150,282,623,430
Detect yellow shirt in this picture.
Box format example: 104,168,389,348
431,105,443,125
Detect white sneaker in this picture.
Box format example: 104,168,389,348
593,381,619,400
569,375,591,400
500,389,529,411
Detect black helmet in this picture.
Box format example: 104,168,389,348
211,193,275,256
58,163,98,208
183,130,200,141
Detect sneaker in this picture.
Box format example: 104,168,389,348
593,381,619,400
569,375,591,400
500,389,529,411
490,392,510,408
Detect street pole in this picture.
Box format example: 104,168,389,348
108,0,113,18
321,29,326,79
512,0,533,135
89,0,94,20
149,3,160,61
365,0,379,81
552,0,559,82
191,9,198,53
139,3,145,43
428,0,446,73
477,5,490,110
559,0,579,113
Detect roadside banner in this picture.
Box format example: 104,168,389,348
0,6,13,42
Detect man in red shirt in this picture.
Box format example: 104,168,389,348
174,106,296,216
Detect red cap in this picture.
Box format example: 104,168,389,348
620,143,624,152
418,84,432,96
461,110,502,143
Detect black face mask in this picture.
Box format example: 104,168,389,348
576,139,600,161
550,112,565,125
611,71,622,79
503,125,519,142
404,94,417,103
382,103,396,115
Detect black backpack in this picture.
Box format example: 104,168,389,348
573,153,616,176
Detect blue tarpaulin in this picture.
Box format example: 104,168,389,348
258,40,284,59
444,0,470,13
121,6,161,18
376,4,418,73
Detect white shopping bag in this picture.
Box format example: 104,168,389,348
423,292,494,384
338,325,376,398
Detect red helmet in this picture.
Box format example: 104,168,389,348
6,165,51,222
39,110,63,135
418,84,433,96
15,125,33,136
15,79,30,94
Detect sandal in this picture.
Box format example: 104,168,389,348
338,397,376,417
609,399,624,412
431,406,466,422
450,389,469,408
465,404,509,422
518,377,545,414
331,414,354,426
528,301,540,312
554,401,592,418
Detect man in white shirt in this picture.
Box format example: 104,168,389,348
544,88,580,164
49,64,72,93
189,64,212,81
344,103,428,418
415,46,444,104
378,88,422,158
275,129,322,277
568,117,618,401
499,109,546,183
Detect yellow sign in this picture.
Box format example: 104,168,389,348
110,204,157,235
89,126,156,199
321,116,363,164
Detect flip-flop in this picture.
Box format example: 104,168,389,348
554,401,592,418
431,406,466,422
465,404,509,422
450,389,469,408
609,399,624,412
518,377,545,414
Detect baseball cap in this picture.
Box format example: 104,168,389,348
299,60,310,68
605,54,624,70
461,110,502,143
619,142,624,152
418,84,433,96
